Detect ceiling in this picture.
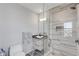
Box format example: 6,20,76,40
20,3,63,14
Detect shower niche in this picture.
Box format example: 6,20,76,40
56,26,64,31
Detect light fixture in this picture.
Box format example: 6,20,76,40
40,9,42,13
40,17,46,22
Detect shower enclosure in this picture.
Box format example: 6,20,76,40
47,3,79,56
22,3,79,56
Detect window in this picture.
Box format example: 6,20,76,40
64,22,72,28
64,22,72,37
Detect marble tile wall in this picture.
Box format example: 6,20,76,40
48,4,77,56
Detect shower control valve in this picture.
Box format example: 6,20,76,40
75,40,79,44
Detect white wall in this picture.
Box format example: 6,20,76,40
0,3,38,48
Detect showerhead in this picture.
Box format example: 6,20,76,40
70,7,76,10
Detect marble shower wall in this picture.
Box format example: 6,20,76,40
48,4,78,56
22,32,33,54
